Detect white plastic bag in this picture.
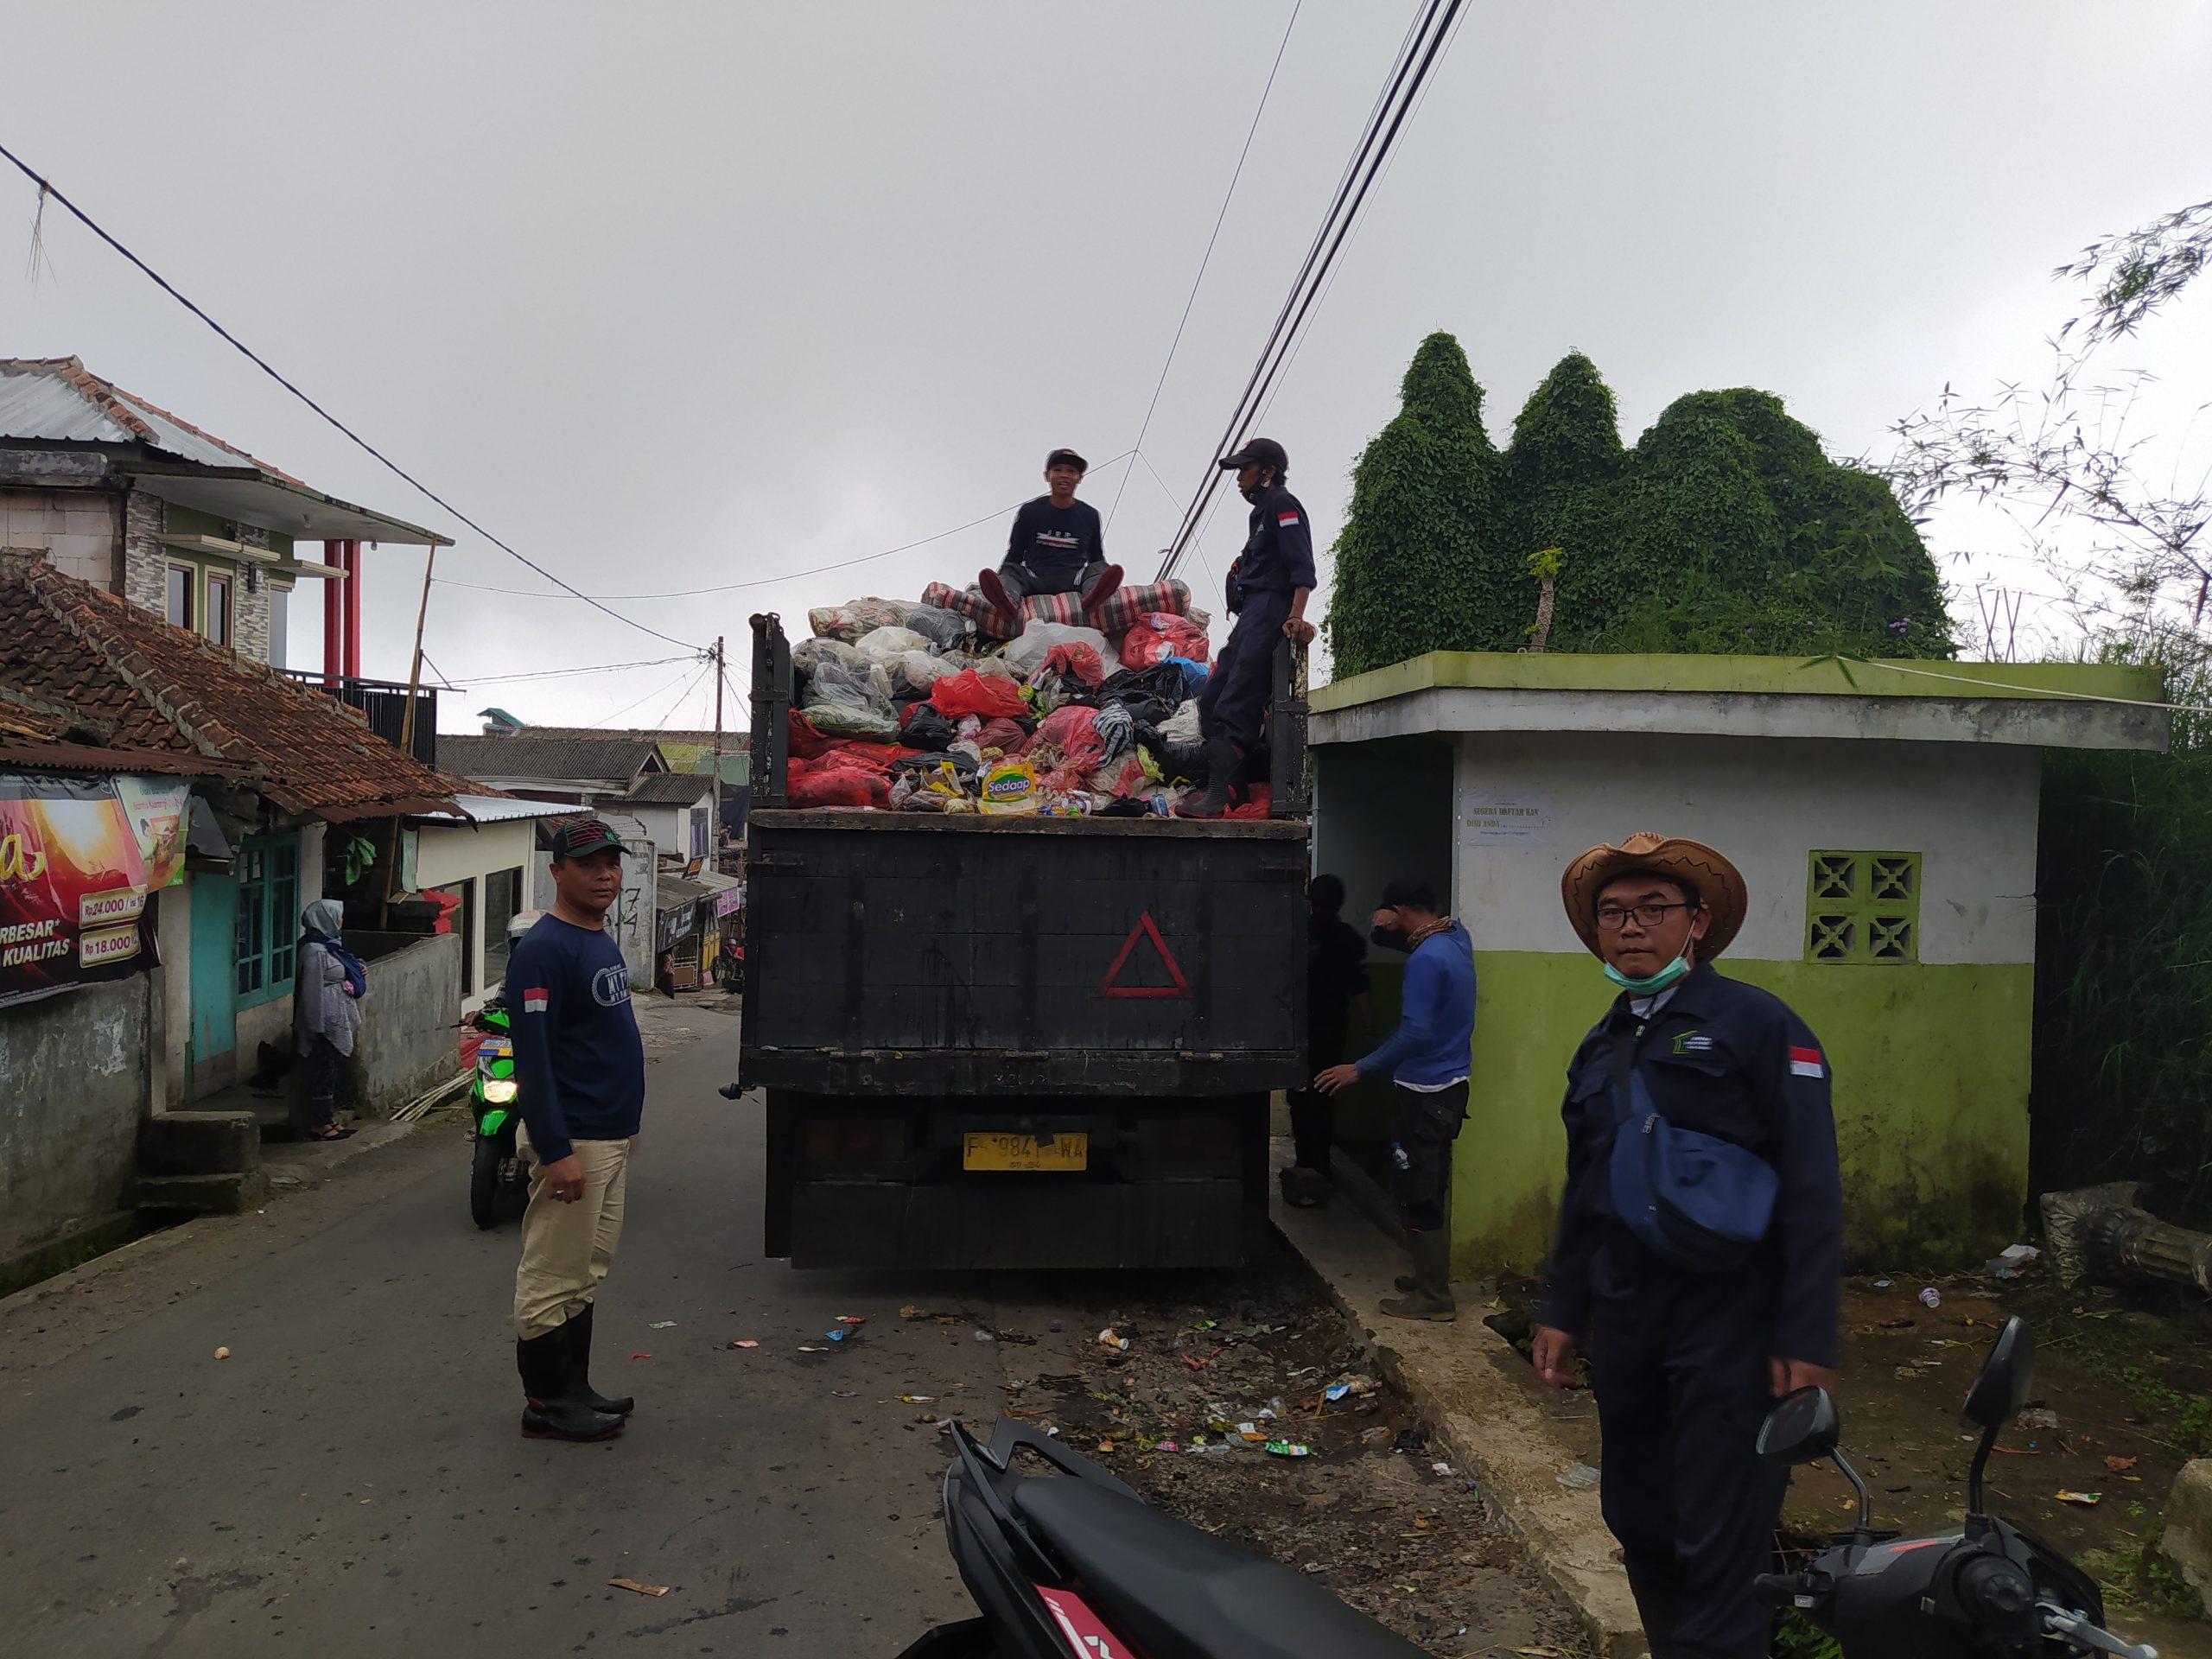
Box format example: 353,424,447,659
1001,620,1121,682
855,626,933,663
808,597,921,642
1160,697,1203,745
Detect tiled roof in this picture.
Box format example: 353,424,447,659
0,552,471,817
519,725,752,753
437,732,662,791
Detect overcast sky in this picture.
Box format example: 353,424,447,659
6,2,2209,730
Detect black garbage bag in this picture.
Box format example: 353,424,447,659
901,704,956,752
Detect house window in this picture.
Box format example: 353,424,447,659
690,807,709,861
483,866,524,989
166,563,195,630
206,570,233,648
235,835,302,1001
1805,850,1921,965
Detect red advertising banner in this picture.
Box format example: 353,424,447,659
0,773,162,1009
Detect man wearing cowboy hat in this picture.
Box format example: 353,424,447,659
1532,833,1841,1659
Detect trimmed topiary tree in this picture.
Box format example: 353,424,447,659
1325,343,1955,672
1324,332,1499,677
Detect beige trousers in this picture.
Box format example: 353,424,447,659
512,1126,629,1339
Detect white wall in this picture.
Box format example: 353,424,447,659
627,803,691,862
414,818,537,1008
0,488,120,588
1447,732,2040,964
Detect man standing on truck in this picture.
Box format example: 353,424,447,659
506,817,647,1443
1529,833,1840,1659
977,448,1122,631
1181,437,1317,817
1314,880,1474,1320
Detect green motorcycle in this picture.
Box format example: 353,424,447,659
468,999,531,1229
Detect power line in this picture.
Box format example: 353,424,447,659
448,653,698,686
648,658,715,731
591,660,712,729
0,140,701,653
429,452,1140,600
1157,0,1465,582
1103,1,1301,534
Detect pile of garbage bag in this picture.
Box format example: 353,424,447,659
782,592,1270,818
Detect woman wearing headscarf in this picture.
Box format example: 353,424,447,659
296,899,366,1141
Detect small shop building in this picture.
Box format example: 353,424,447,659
1307,651,2164,1275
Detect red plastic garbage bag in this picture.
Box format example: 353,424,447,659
788,710,842,760
930,667,1028,720
1031,705,1105,772
814,748,888,776
1041,641,1106,689
976,717,1028,753
788,768,890,809
1225,783,1272,820
1121,613,1211,669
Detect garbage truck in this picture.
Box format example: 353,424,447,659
734,610,1309,1269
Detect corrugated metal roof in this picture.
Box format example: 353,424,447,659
0,366,133,442
0,357,269,471
410,793,576,825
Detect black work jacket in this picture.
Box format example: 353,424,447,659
1539,962,1842,1367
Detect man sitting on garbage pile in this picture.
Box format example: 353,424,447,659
1181,436,1316,817
1314,880,1474,1320
1530,833,1840,1659
977,447,1122,633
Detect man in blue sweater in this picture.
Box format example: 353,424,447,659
506,817,647,1442
1315,878,1477,1320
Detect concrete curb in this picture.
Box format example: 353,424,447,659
259,1116,432,1192
1270,1137,1645,1659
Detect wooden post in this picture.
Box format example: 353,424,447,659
379,543,439,927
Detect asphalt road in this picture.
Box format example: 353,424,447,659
0,1007,1010,1657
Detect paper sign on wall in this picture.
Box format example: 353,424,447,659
1459,785,1550,842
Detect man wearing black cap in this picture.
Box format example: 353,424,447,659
506,817,646,1442
1182,437,1317,817
977,448,1122,630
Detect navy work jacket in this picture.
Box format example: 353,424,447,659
1539,961,1842,1367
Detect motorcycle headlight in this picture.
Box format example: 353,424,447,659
481,1078,519,1103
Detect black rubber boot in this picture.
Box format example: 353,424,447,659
517,1323,623,1441
1381,1230,1457,1321
1177,737,1243,817
569,1304,633,1416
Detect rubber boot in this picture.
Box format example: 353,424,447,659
1380,1230,1457,1321
517,1322,623,1441
568,1303,634,1416
1177,737,1243,818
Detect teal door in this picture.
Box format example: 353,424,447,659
188,871,238,1097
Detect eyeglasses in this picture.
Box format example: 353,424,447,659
1594,902,1695,931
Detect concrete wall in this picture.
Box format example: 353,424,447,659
0,487,122,588
0,976,152,1261
1313,728,2045,1275
412,818,536,1008
343,931,462,1114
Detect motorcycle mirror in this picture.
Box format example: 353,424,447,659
1961,1317,2036,1431
1755,1386,1841,1466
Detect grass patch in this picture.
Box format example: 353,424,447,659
2084,1542,2209,1623
1772,1608,1845,1659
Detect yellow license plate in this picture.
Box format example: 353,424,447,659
963,1132,1088,1172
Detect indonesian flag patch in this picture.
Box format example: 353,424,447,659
1789,1045,1825,1079
1276,510,1300,528
523,987,550,1014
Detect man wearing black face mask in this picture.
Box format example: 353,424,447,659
1315,880,1477,1319
1179,437,1317,817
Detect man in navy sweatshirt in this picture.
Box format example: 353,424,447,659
1315,878,1476,1320
506,817,646,1442
976,448,1122,629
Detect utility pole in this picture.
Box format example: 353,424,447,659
379,542,438,927
709,635,725,872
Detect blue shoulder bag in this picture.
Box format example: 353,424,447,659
1606,1055,1777,1274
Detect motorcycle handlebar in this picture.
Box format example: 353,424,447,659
1751,1572,1803,1610
2042,1604,2158,1659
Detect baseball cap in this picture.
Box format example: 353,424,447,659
550,817,626,860
1217,437,1288,474
1044,447,1089,473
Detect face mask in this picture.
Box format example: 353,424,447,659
1603,949,1694,995
1369,924,1406,953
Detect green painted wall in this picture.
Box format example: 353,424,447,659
1357,950,2033,1278
164,501,295,558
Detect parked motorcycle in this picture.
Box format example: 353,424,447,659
1756,1315,2157,1659
467,998,531,1230
897,1415,1427,1658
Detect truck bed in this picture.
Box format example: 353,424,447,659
739,809,1308,1096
